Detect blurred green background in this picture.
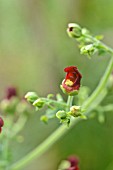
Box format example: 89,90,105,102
1,0,113,169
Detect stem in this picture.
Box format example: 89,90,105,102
41,98,67,108
11,116,27,138
9,57,113,170
66,96,74,111
84,34,113,55
82,57,113,111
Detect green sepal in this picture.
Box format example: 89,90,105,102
25,92,38,104
60,85,78,96
56,110,67,119
67,23,82,38
33,98,45,109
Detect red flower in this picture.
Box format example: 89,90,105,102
0,117,4,133
5,87,17,99
67,156,79,170
61,66,82,95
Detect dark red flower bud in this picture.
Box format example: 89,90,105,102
61,66,82,96
0,117,4,133
67,156,79,170
5,87,17,99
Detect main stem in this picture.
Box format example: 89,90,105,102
10,57,113,170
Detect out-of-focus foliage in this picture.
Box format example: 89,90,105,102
0,0,113,170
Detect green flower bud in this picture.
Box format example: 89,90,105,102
40,115,48,124
69,105,81,117
25,92,38,104
33,98,45,109
58,160,70,169
80,44,96,56
56,110,67,120
67,23,82,38
0,97,19,114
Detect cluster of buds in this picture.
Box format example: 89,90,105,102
0,87,33,134
25,92,65,123
58,155,80,170
56,105,85,126
25,66,83,126
0,87,31,116
25,92,47,110
67,23,105,58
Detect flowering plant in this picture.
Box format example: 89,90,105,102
1,23,113,170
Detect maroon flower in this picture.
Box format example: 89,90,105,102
0,117,4,133
61,66,82,95
5,87,17,99
67,156,79,170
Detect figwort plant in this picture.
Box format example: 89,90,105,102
1,23,113,170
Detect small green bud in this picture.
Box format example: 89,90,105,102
81,28,90,35
0,97,19,114
0,99,10,112
69,105,81,117
56,110,67,120
47,94,54,99
33,98,45,109
67,23,82,38
40,115,48,124
80,44,96,56
25,92,38,104
58,160,70,169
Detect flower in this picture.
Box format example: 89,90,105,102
67,23,82,38
58,155,80,170
0,117,4,133
61,66,82,95
67,155,79,170
5,87,17,99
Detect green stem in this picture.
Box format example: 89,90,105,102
82,57,113,110
11,116,27,139
84,34,113,55
66,96,74,111
41,98,67,108
10,57,113,170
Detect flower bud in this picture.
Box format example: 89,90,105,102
0,97,19,114
58,155,80,170
25,92,38,104
40,115,48,124
56,110,67,120
69,106,81,117
67,23,82,38
33,98,45,109
80,44,96,56
5,87,17,100
61,66,82,96
0,117,4,133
